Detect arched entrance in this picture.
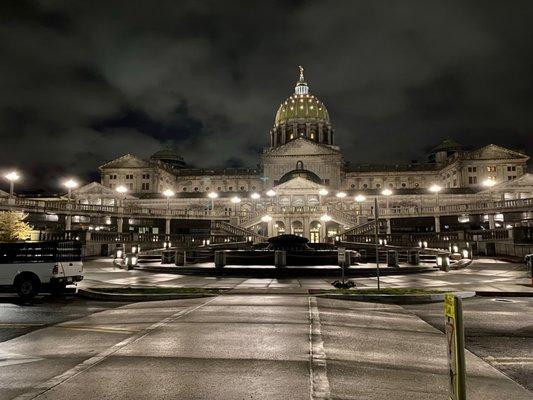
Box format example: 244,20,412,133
309,220,321,243
291,220,303,237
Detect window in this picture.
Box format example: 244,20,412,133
252,186,256,190
182,187,187,191
414,183,419,188
389,183,394,188
467,167,477,173
350,184,355,188
507,166,516,172
508,175,517,180
486,166,496,172
217,186,222,191
401,183,406,188
142,174,150,179
126,174,134,180
324,179,330,185
363,184,368,189
109,174,117,180
375,184,381,189
453,179,457,187
469,176,477,184
141,183,150,190
194,187,199,191
228,186,233,191
240,186,245,191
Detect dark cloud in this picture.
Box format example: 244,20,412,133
1,0,532,191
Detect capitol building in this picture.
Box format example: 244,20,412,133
64,67,531,241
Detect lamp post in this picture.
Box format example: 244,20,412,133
64,179,79,202
250,192,260,211
266,189,276,206
208,191,218,213
482,178,497,202
231,196,241,216
4,171,20,197
428,184,442,208
162,189,174,210
381,188,392,210
115,185,127,206
355,194,366,224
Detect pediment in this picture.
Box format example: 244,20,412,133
469,144,528,160
274,176,325,191
264,137,341,157
99,154,151,169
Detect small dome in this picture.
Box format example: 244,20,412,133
150,148,186,168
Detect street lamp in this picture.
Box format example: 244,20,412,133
336,191,347,198
381,188,392,209
162,189,174,210
266,189,276,206
428,184,442,208
320,214,332,222
115,185,127,206
208,191,218,212
483,178,497,202
231,196,241,216
250,192,260,200
64,179,79,201
319,188,328,196
355,194,366,223
4,171,20,196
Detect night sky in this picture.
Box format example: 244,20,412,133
1,1,533,192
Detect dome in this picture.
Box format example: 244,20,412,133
270,66,334,147
275,93,330,125
150,148,186,168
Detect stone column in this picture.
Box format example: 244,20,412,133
305,123,310,137
303,218,310,239
267,221,274,238
321,222,327,243
117,217,124,233
292,123,297,138
281,125,286,144
65,215,72,231
318,124,323,143
434,216,441,233
165,218,171,235
386,219,392,234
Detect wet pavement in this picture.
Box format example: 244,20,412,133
0,294,531,399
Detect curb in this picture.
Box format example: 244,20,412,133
475,291,533,297
318,291,476,304
77,288,217,302
451,259,473,270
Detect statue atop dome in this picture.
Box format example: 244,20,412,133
295,65,309,95
298,65,305,82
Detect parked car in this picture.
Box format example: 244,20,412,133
0,240,83,299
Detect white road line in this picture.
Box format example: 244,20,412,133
308,296,331,400
13,296,218,400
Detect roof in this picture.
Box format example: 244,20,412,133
275,93,330,125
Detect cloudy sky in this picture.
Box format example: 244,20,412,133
1,1,532,191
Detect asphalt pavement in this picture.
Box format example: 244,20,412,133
0,294,531,400
404,296,533,392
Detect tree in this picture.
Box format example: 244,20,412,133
0,212,33,242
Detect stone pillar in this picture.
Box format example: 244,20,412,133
303,218,310,239
386,219,392,234
281,125,286,144
318,124,323,143
387,250,399,268
434,215,441,233
321,222,327,243
438,253,450,272
292,123,297,138
214,251,226,268
274,250,286,268
305,123,310,137
488,214,496,230
165,218,171,235
117,217,124,233
267,221,273,238
408,251,420,265
65,215,72,231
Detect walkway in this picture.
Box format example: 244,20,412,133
0,295,530,399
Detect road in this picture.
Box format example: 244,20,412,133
404,296,533,391
0,294,531,400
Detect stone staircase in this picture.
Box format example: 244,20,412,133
338,219,386,240
211,220,267,243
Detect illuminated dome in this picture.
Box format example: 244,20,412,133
270,66,334,147
150,148,186,169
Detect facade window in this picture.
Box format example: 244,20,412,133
389,183,394,188
217,187,222,191
126,174,134,180
414,183,419,188
109,174,117,180
127,183,133,190
453,179,457,187
141,183,150,190
324,179,330,186
228,186,233,191
363,184,368,189
467,167,477,173
194,187,199,191
508,175,517,180
401,183,406,188
486,166,496,172
252,186,256,190
350,184,355,188
142,174,150,179
205,187,209,191
375,184,381,189
182,187,187,191
468,176,477,184
507,166,516,172
240,186,245,190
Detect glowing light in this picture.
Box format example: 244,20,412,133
266,190,276,197
429,184,442,193
208,191,218,199
336,191,347,198
320,214,332,222
250,192,260,200
381,189,393,196
318,189,328,196
355,194,366,202
230,196,241,204
162,189,175,198
261,215,272,222
4,171,20,182
115,185,127,194
482,178,497,188
64,179,78,189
